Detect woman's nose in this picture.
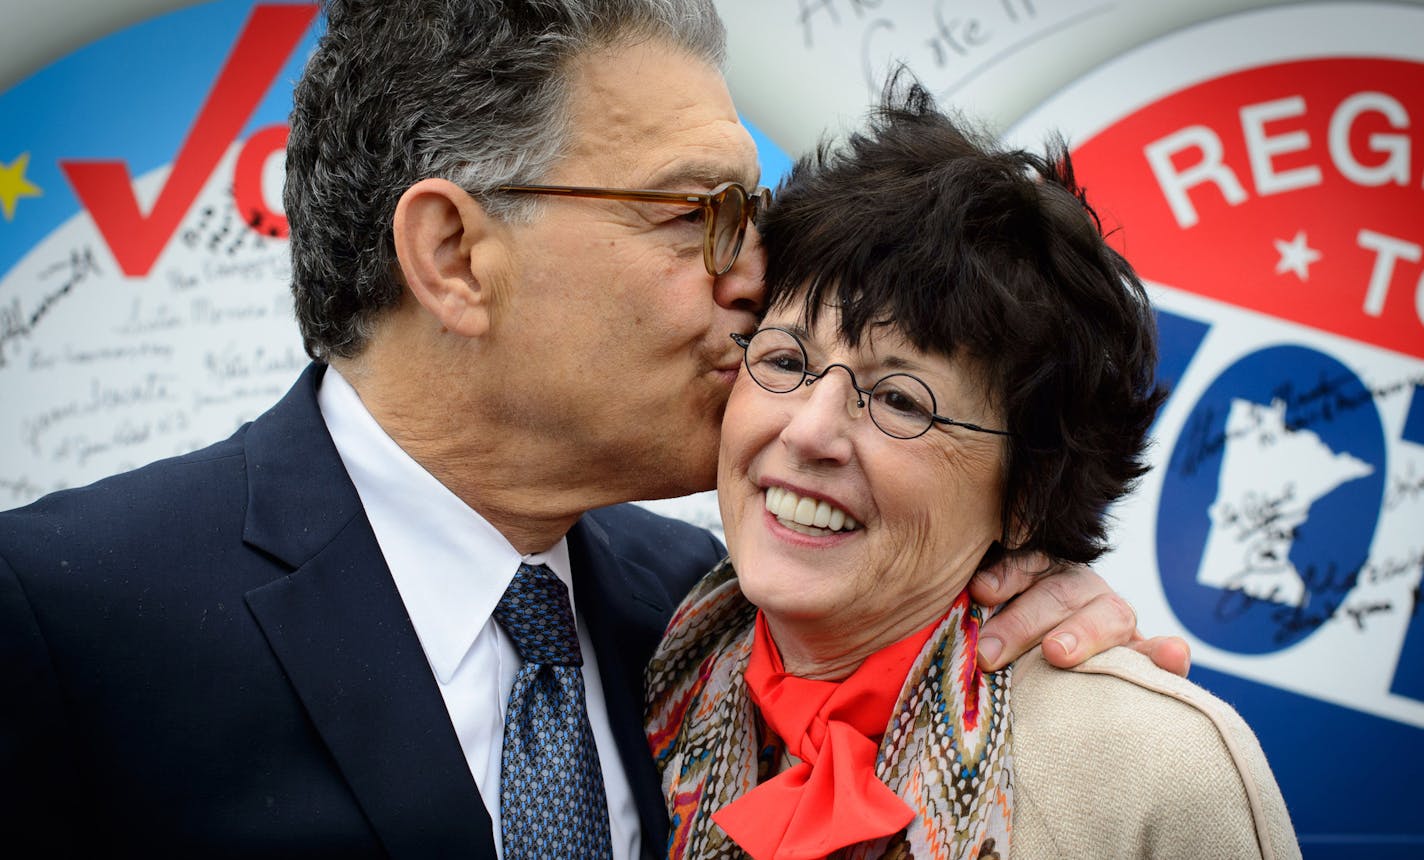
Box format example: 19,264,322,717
778,368,861,464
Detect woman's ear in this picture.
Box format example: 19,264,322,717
392,178,505,339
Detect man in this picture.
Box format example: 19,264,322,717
0,1,1186,856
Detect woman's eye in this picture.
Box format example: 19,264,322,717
678,207,707,225
769,354,805,373
753,350,805,377
876,387,930,418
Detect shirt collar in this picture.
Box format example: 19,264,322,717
317,366,575,684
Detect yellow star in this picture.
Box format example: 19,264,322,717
0,152,43,221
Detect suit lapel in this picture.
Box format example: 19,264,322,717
241,364,494,858
569,515,677,859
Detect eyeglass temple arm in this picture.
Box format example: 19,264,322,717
498,185,706,204
931,415,1014,436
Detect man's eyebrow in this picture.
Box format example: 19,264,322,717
646,163,761,190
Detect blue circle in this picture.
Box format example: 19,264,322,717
1158,345,1385,653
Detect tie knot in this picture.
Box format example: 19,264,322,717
493,563,582,667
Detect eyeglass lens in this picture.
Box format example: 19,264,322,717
741,328,941,439
710,184,747,275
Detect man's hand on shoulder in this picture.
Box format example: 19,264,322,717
968,552,1191,677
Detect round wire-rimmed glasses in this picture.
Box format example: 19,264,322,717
496,180,771,276
731,327,1014,440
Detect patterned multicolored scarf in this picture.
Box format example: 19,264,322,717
646,559,1014,860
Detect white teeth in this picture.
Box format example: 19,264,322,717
782,520,830,537
762,486,858,534
770,486,797,519
794,496,817,525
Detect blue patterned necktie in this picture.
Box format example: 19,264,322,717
493,563,613,859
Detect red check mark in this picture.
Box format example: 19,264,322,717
60,3,317,277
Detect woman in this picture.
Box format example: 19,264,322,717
646,84,1298,860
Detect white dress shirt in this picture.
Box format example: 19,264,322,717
318,367,639,860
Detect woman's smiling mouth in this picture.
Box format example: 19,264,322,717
764,485,860,536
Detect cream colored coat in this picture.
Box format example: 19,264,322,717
1011,646,1301,859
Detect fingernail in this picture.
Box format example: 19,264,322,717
1049,632,1078,657
981,570,1001,592
979,636,1003,667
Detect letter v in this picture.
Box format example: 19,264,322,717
61,4,318,277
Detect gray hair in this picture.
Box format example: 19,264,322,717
284,0,727,360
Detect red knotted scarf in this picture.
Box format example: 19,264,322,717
711,610,940,860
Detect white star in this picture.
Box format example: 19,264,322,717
1274,230,1322,281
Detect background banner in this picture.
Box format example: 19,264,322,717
1006,5,1424,850
1,2,1419,855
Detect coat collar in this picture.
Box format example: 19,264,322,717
241,363,495,858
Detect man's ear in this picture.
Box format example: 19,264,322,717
392,178,505,339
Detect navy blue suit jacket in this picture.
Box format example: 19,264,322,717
0,363,722,857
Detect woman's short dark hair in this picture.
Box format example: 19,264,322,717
758,80,1167,565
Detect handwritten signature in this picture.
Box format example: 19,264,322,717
0,247,102,367
1273,372,1424,434
20,372,177,455
1385,463,1424,512
1174,374,1421,478
1213,552,1422,642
